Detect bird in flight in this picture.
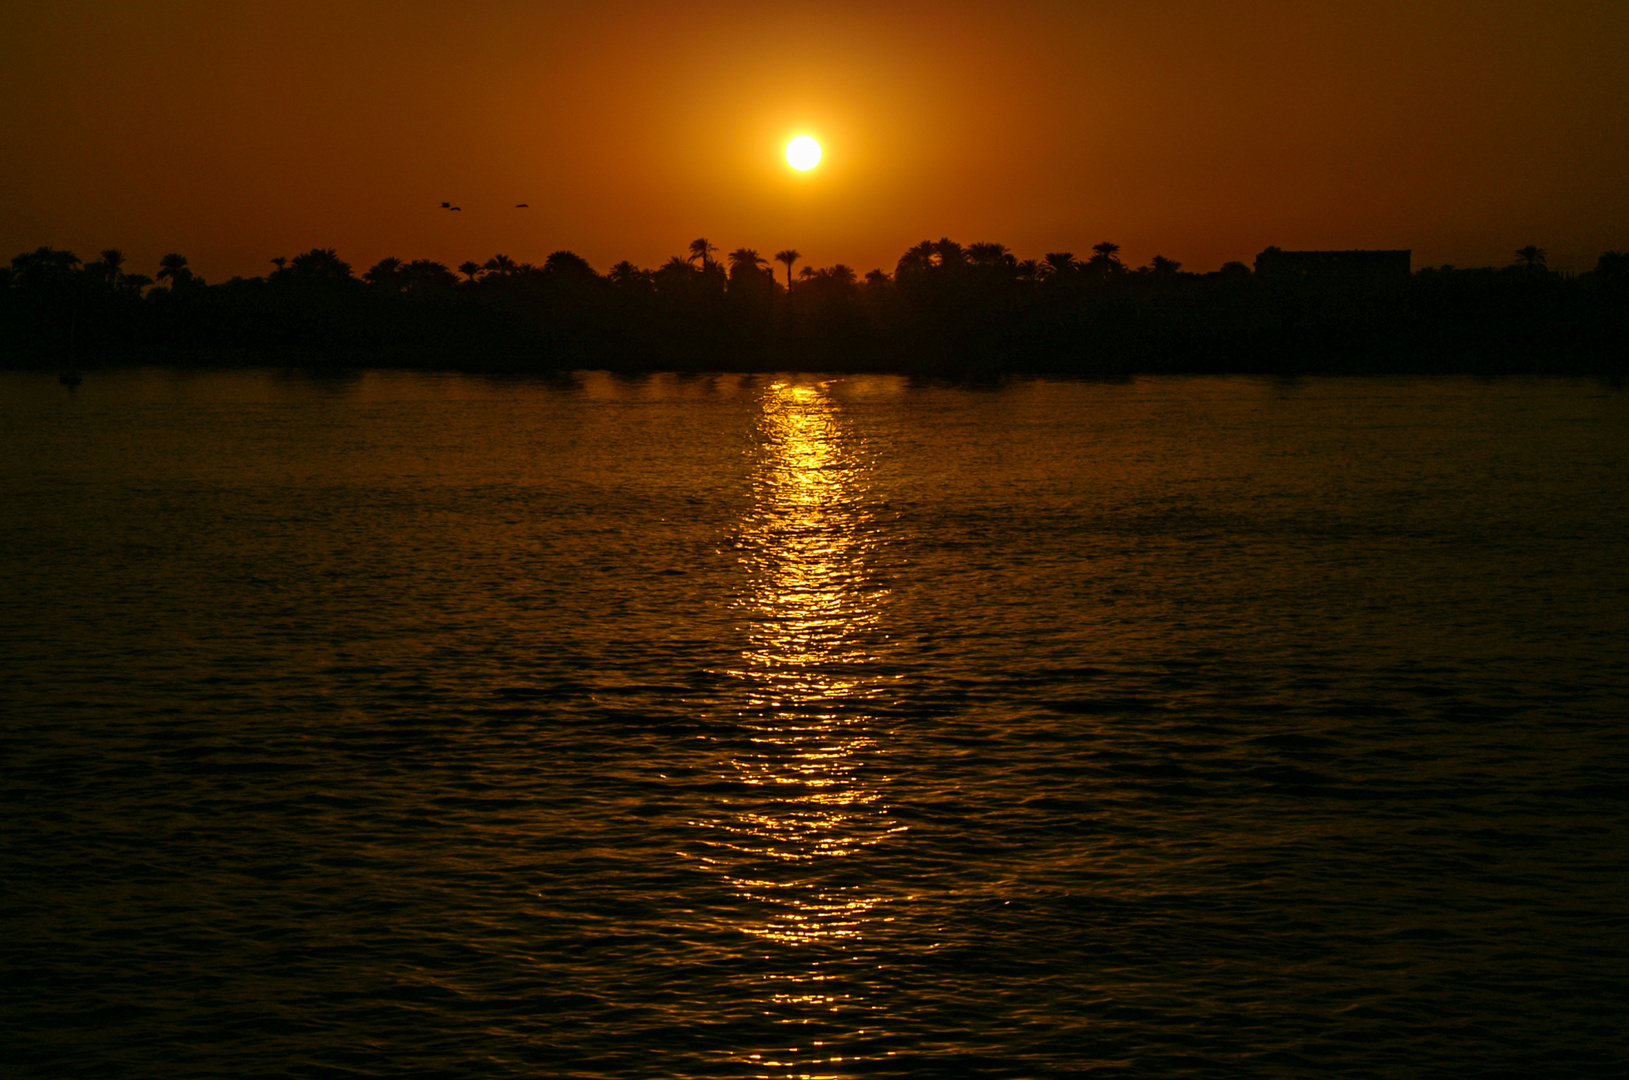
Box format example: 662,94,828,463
450,206,461,211
516,203,529,208
441,202,451,208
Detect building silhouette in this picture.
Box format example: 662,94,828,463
1254,247,1411,282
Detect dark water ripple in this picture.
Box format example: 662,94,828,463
2,370,1626,1077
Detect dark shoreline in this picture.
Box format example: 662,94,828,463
8,242,1626,379
11,359,1628,394
9,337,1626,380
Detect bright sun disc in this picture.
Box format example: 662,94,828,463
786,136,821,171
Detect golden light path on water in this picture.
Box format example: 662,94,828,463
702,380,905,1078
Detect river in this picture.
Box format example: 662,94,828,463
2,368,1625,1077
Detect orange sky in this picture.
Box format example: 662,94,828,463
3,0,1626,281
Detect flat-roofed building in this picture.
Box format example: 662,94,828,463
1254,247,1411,282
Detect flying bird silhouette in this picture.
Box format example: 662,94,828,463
441,202,450,208
451,206,461,211
516,203,529,208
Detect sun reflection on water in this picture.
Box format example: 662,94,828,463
699,380,902,1075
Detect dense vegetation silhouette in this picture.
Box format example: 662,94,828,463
3,239,1625,375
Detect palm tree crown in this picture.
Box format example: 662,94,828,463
968,242,1014,268
688,238,718,270
364,256,404,290
607,261,650,287
289,248,353,281
896,241,935,276
728,247,766,274
774,249,800,290
1088,242,1124,274
1040,252,1077,280
1514,245,1547,270
97,249,126,285
544,250,595,276
931,237,966,267
156,253,193,287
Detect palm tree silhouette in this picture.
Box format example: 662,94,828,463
931,238,966,268
289,249,353,281
401,260,457,292
483,254,518,276
727,248,770,304
98,249,125,286
728,247,766,275
968,242,1014,268
1514,245,1547,270
544,250,595,276
365,257,404,290
156,253,193,288
1040,252,1076,280
458,261,482,282
607,261,649,287
896,241,935,276
1088,242,1124,276
270,256,288,274
688,238,718,271
774,249,800,291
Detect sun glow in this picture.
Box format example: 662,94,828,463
785,135,822,171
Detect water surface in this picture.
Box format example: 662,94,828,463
3,369,1626,1077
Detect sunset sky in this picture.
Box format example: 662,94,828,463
3,0,1626,282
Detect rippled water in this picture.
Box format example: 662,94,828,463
3,369,1626,1078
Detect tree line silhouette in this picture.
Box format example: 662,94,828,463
3,239,1625,375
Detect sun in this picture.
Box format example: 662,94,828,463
785,135,822,171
